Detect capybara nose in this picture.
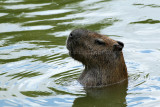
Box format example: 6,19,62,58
69,32,79,40
69,33,74,39
69,29,87,40
69,29,81,39
117,41,124,48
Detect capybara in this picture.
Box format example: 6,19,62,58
66,29,128,87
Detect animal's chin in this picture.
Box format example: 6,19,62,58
69,51,78,59
67,45,75,54
69,51,73,57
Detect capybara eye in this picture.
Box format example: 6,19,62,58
95,39,106,45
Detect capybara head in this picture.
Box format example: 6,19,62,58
67,29,124,65
66,29,127,87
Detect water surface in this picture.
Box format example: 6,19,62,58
0,0,160,106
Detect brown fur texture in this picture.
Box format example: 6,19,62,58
66,29,128,87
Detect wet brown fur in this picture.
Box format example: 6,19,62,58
67,29,128,87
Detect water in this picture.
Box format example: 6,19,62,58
0,0,160,106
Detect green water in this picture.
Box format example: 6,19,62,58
0,0,160,106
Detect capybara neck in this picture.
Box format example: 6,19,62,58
67,29,128,87
78,52,127,87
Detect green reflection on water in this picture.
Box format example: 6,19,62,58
50,68,80,78
130,19,160,24
133,3,160,8
0,31,67,45
7,71,42,80
0,72,7,75
48,87,82,96
0,56,33,64
21,91,52,97
0,87,7,91
85,18,119,31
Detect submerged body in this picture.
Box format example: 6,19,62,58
66,29,128,87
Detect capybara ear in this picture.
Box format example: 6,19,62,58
113,44,123,51
95,39,106,45
117,41,124,48
113,41,124,51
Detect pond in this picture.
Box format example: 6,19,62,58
0,0,160,106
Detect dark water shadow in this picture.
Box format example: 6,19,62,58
130,19,160,24
72,80,128,107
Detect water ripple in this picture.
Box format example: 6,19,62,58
0,0,160,106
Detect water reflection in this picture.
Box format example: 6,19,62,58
1,0,160,106
130,19,160,24
73,81,128,107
